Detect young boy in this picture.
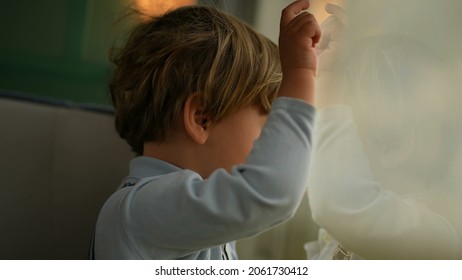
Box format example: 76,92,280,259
93,0,320,259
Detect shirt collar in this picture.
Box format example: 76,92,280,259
129,156,183,179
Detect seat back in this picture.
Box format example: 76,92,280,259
0,91,133,259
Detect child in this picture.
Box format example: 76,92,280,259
92,0,320,259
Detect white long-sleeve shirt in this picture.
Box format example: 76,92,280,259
94,98,315,259
307,105,462,259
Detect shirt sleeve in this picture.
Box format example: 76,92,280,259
111,97,315,254
307,105,461,259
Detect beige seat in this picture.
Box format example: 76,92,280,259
0,91,134,259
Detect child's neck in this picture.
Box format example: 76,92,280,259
143,136,210,179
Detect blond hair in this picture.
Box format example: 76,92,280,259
110,5,282,155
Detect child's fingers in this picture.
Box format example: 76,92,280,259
325,3,347,25
280,0,311,28
312,16,322,46
291,12,321,47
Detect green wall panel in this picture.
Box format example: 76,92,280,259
0,0,127,104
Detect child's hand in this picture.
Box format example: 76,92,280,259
278,0,321,104
279,0,321,77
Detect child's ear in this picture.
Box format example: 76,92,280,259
183,93,211,145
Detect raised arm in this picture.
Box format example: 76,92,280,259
278,0,321,105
